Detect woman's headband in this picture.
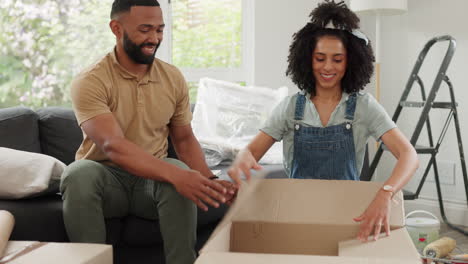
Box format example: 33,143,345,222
324,21,369,45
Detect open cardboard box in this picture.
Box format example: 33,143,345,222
196,170,420,264
2,241,112,264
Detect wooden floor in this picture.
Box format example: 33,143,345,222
439,223,468,254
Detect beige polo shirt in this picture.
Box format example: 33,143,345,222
70,49,192,162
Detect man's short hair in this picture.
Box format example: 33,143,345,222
111,0,160,19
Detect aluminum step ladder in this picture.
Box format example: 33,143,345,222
365,35,468,235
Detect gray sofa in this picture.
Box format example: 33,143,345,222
0,106,229,264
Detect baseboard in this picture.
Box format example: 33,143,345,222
404,198,468,226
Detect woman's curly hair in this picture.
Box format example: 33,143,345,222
286,0,375,96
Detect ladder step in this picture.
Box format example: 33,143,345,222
415,145,437,154
381,144,436,154
403,189,418,200
400,101,457,108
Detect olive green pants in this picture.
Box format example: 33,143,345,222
60,158,197,264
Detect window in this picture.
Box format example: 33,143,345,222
160,0,254,96
172,0,242,68
0,0,252,108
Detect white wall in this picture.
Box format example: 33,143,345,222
358,0,468,225
253,0,320,92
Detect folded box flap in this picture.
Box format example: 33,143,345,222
339,228,420,260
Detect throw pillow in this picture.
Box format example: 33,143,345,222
0,147,65,199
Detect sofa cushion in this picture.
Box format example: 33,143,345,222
1,196,226,245
36,107,83,165
119,205,228,246
0,194,68,242
0,107,41,153
120,216,163,246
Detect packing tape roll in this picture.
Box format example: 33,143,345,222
423,236,457,258
0,211,14,258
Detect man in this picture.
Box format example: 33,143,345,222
60,1,236,263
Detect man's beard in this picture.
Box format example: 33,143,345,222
123,32,160,65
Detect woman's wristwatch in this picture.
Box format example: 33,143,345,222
381,184,394,197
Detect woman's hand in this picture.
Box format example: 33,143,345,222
227,149,263,186
353,127,418,242
353,190,393,242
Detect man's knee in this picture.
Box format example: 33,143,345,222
157,182,196,212
164,158,190,170
158,159,194,209
158,182,185,200
60,160,108,194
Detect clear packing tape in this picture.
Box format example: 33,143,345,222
0,211,14,258
192,78,288,167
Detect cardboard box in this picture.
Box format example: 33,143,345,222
196,170,421,264
2,241,112,264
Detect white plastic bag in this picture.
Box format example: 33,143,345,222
192,78,288,166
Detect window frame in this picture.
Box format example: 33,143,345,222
157,0,254,85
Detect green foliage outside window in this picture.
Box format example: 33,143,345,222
0,0,114,108
0,0,242,108
0,0,115,108
172,0,242,68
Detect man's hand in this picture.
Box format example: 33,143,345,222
353,190,392,242
172,170,228,211
216,180,238,205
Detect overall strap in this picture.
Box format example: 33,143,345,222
294,92,307,121
345,93,358,121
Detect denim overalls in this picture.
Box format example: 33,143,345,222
291,92,359,180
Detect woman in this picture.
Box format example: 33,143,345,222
228,0,419,242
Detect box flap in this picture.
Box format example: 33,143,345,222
218,170,404,226
200,222,232,253
339,228,420,260
195,252,420,264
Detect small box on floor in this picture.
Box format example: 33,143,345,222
2,241,112,264
196,170,421,264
